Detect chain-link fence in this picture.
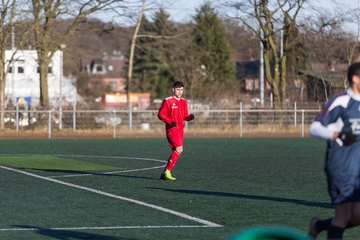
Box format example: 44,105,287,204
1,106,321,138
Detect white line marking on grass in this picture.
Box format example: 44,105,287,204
50,155,167,178
0,154,167,178
0,225,214,232
51,165,166,178
0,165,223,228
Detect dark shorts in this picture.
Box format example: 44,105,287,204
327,174,360,204
166,128,184,149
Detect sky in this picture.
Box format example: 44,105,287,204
96,0,210,25
164,0,206,23
98,0,360,34
148,0,360,23
165,0,360,35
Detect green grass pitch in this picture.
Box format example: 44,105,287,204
0,138,358,240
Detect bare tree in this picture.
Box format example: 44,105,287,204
29,0,121,107
302,2,360,92
336,3,360,71
0,0,18,129
115,0,184,107
224,0,305,109
126,0,147,110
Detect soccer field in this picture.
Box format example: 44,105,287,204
0,138,358,240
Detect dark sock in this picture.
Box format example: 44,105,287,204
315,218,354,233
315,218,332,232
346,222,354,229
327,224,344,239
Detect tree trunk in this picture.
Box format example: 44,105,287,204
0,52,5,130
39,60,50,107
280,55,287,108
127,0,147,109
272,63,281,109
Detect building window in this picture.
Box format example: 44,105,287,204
96,66,103,72
110,81,118,91
8,67,12,73
18,66,24,74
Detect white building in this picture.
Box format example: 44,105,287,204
5,50,77,107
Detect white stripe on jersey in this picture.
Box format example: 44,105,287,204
328,94,350,111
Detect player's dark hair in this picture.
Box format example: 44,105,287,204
347,62,360,85
172,81,184,88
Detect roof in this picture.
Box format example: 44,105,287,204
298,69,346,88
87,55,125,77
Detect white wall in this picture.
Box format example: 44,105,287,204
4,50,77,107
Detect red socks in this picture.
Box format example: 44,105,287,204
165,150,180,170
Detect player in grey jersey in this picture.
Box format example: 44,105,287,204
308,62,360,240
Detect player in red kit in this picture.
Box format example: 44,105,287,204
158,81,194,180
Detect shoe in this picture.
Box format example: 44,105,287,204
160,170,176,181
308,217,320,239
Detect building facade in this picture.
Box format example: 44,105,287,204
5,50,77,107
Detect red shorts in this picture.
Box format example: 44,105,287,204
166,128,184,149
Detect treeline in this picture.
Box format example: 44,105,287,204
66,2,360,107
9,1,360,108
70,4,246,103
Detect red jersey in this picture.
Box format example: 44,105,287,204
158,96,191,130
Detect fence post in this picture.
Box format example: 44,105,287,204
16,102,19,132
48,110,52,139
129,102,133,130
240,102,243,137
73,102,76,130
113,110,116,138
59,105,63,130
301,109,305,138
294,102,297,127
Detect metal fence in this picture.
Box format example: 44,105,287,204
0,106,321,138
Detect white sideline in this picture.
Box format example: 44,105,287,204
0,165,223,228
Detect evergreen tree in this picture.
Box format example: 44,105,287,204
191,3,237,100
130,16,153,93
129,4,237,101
149,9,177,98
130,9,177,99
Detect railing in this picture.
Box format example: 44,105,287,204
0,107,321,138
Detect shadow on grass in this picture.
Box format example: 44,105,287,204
18,168,159,180
148,187,332,209
12,167,121,176
14,225,136,240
